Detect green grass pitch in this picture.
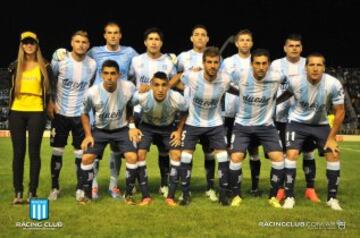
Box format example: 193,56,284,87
0,138,359,237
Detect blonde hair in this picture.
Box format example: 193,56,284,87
14,42,50,97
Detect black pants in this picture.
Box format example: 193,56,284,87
9,110,46,195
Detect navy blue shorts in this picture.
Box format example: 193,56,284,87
276,121,316,153
85,127,137,158
50,114,84,149
182,125,227,151
138,122,179,151
231,123,283,154
286,121,330,156
275,121,287,153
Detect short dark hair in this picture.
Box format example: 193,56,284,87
251,49,270,62
152,71,168,82
235,29,253,41
101,60,119,72
285,34,302,43
144,27,164,41
104,22,121,33
203,46,220,62
191,24,208,35
306,52,326,65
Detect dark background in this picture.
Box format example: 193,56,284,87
1,0,358,68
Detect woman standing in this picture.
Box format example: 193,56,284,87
8,31,53,204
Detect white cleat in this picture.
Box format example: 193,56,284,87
76,189,85,202
159,186,169,198
205,189,218,202
48,188,60,201
282,197,295,209
327,198,343,211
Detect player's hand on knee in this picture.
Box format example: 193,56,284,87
324,138,340,157
129,128,143,143
81,136,94,151
170,131,181,147
52,48,68,61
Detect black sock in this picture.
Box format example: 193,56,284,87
75,158,82,190
218,161,229,191
284,159,297,198
125,163,138,197
326,161,340,200
303,156,316,188
138,161,150,198
158,154,170,187
204,154,215,190
168,160,180,199
269,161,285,198
249,158,261,191
51,155,62,189
180,162,192,197
229,161,242,197
80,164,94,199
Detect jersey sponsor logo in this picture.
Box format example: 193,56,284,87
99,109,124,120
140,75,150,84
63,79,89,90
299,101,326,112
242,95,270,105
193,97,219,109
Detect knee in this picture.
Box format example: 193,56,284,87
82,154,95,165
326,153,340,162
169,150,181,161
124,152,137,164
269,152,284,162
231,153,244,163
137,150,147,161
286,150,299,161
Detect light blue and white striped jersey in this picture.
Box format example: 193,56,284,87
182,70,231,127
51,54,96,117
88,45,138,84
131,89,188,126
129,53,177,87
233,69,284,126
221,54,251,118
177,49,203,72
287,73,344,125
270,57,306,122
82,81,136,130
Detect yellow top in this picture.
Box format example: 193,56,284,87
328,114,335,128
11,66,43,111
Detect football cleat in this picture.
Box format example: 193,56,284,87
165,198,178,207
276,188,286,202
48,188,60,201
326,198,343,211
283,197,295,209
230,195,242,207
139,197,152,206
305,188,321,203
269,196,282,208
205,189,218,202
